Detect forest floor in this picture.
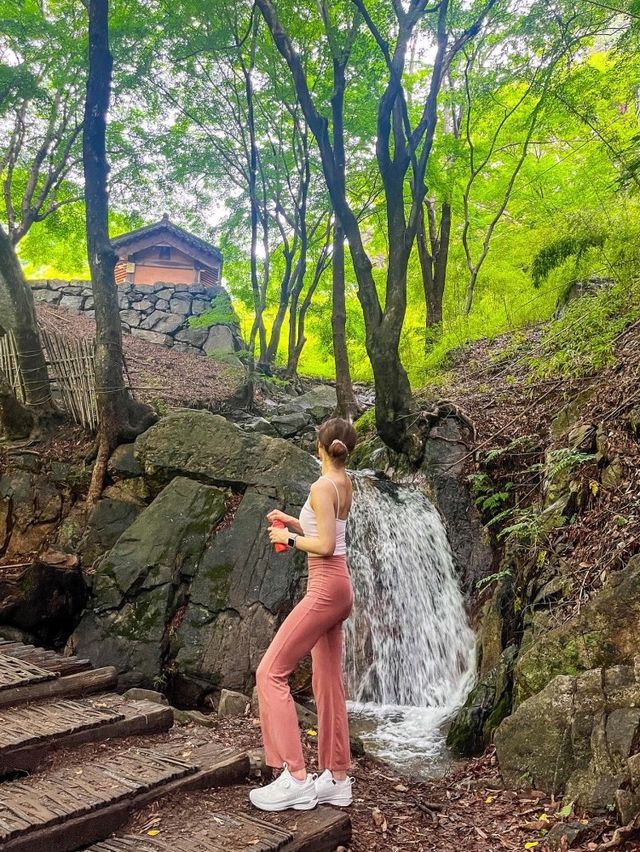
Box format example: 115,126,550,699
117,714,631,852
35,301,246,411
423,317,640,623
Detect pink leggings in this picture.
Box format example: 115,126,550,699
256,555,353,772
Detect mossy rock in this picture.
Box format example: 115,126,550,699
514,555,640,705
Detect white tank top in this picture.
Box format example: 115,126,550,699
299,476,348,556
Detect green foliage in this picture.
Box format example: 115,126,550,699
476,569,512,594
354,407,377,435
546,448,596,480
531,234,605,288
188,293,238,329
529,275,640,379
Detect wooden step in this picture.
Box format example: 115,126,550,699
0,696,173,775
0,743,250,852
0,665,118,709
0,654,57,691
85,808,351,852
0,640,91,677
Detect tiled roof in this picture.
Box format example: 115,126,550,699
111,214,222,263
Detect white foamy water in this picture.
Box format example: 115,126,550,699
344,475,476,776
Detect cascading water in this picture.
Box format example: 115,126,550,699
344,474,476,775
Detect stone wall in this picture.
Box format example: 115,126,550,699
30,279,244,356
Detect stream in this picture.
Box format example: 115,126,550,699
344,474,476,778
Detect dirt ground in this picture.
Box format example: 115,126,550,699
114,715,632,852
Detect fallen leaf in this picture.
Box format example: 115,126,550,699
524,844,539,850
558,803,573,818
395,784,409,792
306,729,317,737
147,830,160,837
486,795,496,804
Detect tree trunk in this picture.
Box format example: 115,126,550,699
0,225,56,426
330,59,357,420
83,0,155,503
417,200,451,332
331,220,357,418
0,368,34,439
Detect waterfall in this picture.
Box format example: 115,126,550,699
344,474,476,772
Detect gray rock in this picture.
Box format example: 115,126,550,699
218,688,250,716
242,417,279,437
495,663,640,809
130,328,173,347
70,477,227,686
33,289,61,304
140,310,183,335
203,325,235,354
84,296,94,310
108,443,143,479
544,822,590,850
119,309,142,328
271,411,312,438
174,487,306,694
155,299,170,311
134,410,317,504
77,497,144,570
155,288,174,300
169,298,191,316
192,298,210,315
174,326,209,348
122,687,168,705
282,385,337,422
172,342,203,356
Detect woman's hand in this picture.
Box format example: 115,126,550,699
268,524,290,545
267,509,291,525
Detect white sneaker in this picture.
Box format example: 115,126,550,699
315,769,354,806
249,764,318,812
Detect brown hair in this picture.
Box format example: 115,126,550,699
317,417,357,464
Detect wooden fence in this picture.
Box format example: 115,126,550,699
1,328,99,431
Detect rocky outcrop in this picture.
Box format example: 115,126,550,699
495,662,640,818
30,279,245,355
514,556,640,706
70,411,318,701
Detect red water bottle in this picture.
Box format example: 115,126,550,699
272,519,289,553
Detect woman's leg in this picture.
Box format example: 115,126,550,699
256,593,345,774
311,620,351,776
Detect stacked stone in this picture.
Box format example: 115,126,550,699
29,279,243,355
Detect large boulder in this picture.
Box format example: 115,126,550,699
71,415,318,697
495,663,640,815
134,409,317,504
70,476,226,688
514,556,640,705
172,487,305,699
278,385,337,423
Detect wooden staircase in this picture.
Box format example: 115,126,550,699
0,641,351,852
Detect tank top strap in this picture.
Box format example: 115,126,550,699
319,475,341,515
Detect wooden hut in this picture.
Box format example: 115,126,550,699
112,214,223,287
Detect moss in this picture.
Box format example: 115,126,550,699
204,562,233,610
188,292,238,329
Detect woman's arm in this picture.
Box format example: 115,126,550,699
266,508,304,534
268,480,336,557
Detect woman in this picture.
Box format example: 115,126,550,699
249,417,358,813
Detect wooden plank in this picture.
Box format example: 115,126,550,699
282,808,352,852
0,698,173,775
0,666,118,709
0,656,57,692
0,746,250,852
0,641,92,677
85,808,350,852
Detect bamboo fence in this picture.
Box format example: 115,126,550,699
1,328,99,430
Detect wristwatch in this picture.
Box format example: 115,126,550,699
288,533,298,549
